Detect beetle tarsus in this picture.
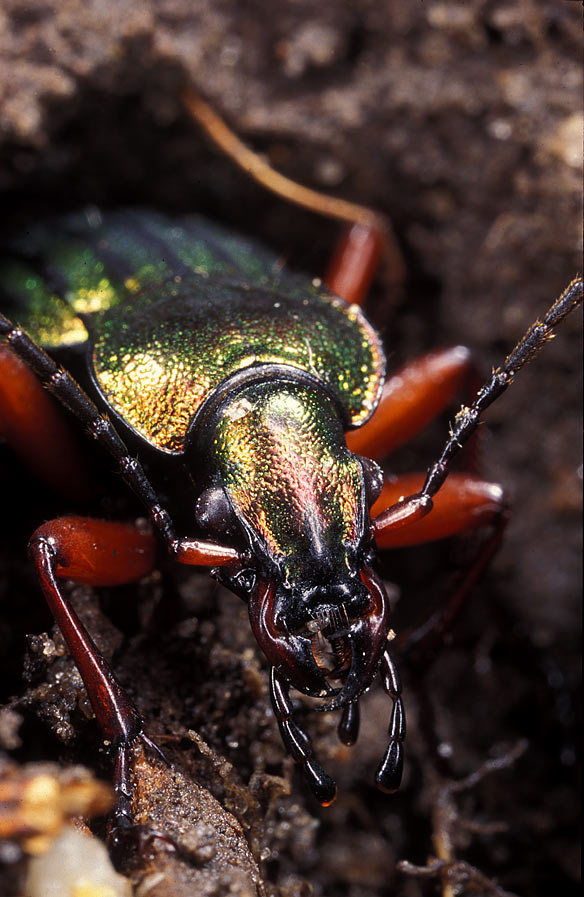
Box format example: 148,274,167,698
106,736,176,866
108,815,177,868
110,746,135,834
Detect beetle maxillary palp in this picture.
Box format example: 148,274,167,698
338,700,360,746
270,667,337,806
375,649,405,793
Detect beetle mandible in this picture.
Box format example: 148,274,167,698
0,92,582,828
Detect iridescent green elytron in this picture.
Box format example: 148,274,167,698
93,279,383,453
0,209,384,455
211,379,365,583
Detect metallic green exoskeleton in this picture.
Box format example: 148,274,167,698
0,208,391,717
1,209,384,447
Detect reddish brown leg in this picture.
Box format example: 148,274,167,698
346,347,472,461
27,517,158,829
181,90,405,305
325,223,385,306
26,515,243,828
0,346,93,499
372,473,504,549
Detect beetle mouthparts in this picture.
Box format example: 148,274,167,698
311,633,370,710
248,567,391,705
301,601,351,637
248,576,339,698
314,567,393,711
308,627,353,680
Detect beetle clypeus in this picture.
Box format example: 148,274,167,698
0,94,582,833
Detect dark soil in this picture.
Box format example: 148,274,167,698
1,2,581,896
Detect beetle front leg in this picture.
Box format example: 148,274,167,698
375,650,406,794
269,668,337,807
27,516,160,830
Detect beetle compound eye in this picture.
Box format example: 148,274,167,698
195,486,237,536
358,456,384,506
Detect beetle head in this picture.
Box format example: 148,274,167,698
198,375,391,707
244,565,390,708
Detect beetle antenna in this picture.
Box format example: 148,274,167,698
420,276,583,500
374,276,583,536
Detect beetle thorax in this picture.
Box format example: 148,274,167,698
209,378,366,587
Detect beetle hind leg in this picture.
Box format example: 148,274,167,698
181,87,405,308
269,668,337,806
